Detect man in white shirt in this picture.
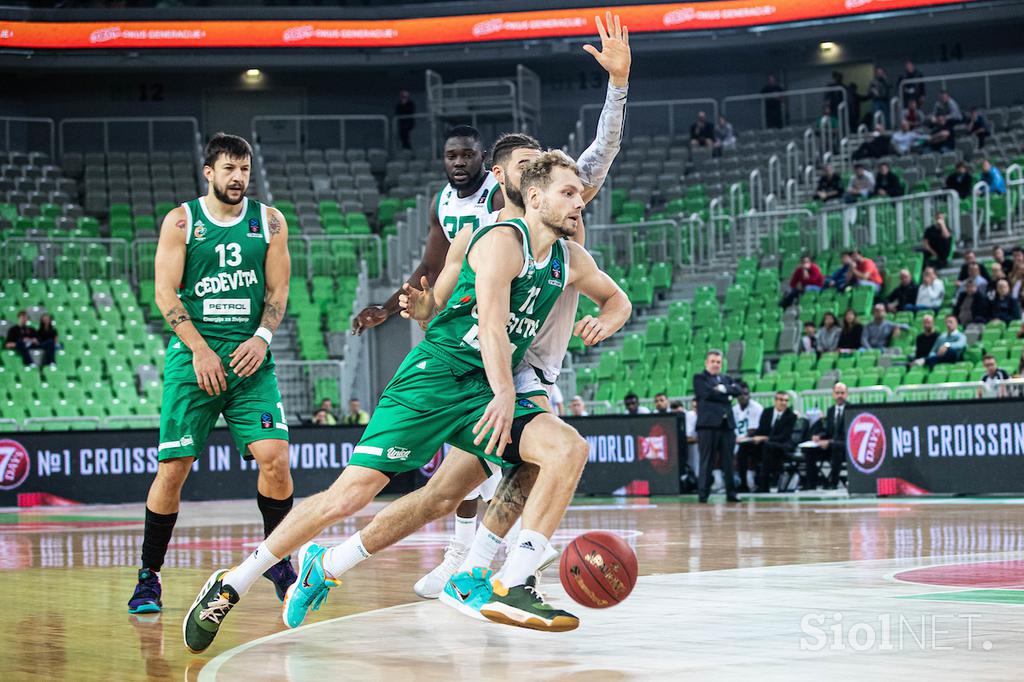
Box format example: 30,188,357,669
732,382,764,492
978,354,1010,399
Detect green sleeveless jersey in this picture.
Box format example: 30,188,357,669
178,196,270,343
422,218,569,373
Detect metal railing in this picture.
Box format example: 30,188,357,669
1007,164,1024,235
735,208,814,259
58,117,201,158
585,219,685,272
971,181,993,245
893,378,1024,402
578,97,717,146
795,387,893,414
814,189,960,251
391,112,438,157
0,117,55,158
2,237,132,281
251,115,390,153
722,86,847,131
276,360,345,422
891,66,1024,124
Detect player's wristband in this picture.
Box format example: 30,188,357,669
254,327,273,346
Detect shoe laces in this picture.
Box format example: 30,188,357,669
309,584,333,612
199,593,234,624
439,540,469,573
523,581,548,604
134,574,160,601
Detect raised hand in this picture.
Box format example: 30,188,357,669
399,275,436,322
582,11,631,87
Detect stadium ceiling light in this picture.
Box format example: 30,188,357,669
819,41,838,53
244,68,263,82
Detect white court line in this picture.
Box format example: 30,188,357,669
199,549,1024,681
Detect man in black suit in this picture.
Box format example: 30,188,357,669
807,382,848,489
752,391,797,492
692,349,741,503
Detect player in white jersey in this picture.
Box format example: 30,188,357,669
411,11,631,600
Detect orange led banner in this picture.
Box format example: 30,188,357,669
0,0,978,49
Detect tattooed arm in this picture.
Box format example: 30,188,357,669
155,206,227,396
230,207,291,378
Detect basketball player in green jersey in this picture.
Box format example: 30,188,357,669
127,134,296,615
351,124,501,333
183,151,630,650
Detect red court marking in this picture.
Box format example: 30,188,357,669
894,560,1024,588
0,521,142,533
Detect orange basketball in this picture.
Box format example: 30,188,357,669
559,531,637,608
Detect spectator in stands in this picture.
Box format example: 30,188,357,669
780,255,824,308
623,392,650,415
913,266,946,311
395,90,416,150
912,314,939,362
989,278,1021,324
993,245,1013,276
36,313,58,367
901,99,924,130
761,74,785,128
342,398,370,426
312,398,337,426
868,66,892,127
851,250,883,293
920,214,952,268
925,314,967,368
863,303,907,349
892,120,924,155
838,308,864,352
799,322,817,353
991,262,1007,283
807,382,849,490
978,354,1011,399
752,391,797,492
712,115,736,157
690,111,714,148
4,310,37,366
898,60,925,107
1010,248,1024,300
824,251,854,290
957,262,989,297
569,395,588,417
732,382,764,493
693,350,741,502
825,71,845,116
815,165,842,202
953,278,990,325
853,125,894,160
816,312,841,352
845,81,864,130
927,114,956,152
932,89,963,123
683,399,699,483
872,162,904,198
843,164,876,203
653,392,671,414
980,159,1007,195
957,250,989,284
886,269,919,312
945,162,973,199
968,107,990,149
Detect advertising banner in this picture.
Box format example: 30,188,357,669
844,400,1024,496
0,415,680,506
0,1,980,50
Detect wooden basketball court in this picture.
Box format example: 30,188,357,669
3,495,1024,680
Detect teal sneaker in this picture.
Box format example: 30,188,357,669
282,542,339,629
182,569,239,653
480,576,579,633
438,567,493,621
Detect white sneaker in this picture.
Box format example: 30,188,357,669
413,539,469,599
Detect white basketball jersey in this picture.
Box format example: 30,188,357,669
523,241,578,384
435,171,502,243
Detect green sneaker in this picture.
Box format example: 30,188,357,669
182,569,239,654
282,542,340,629
479,576,579,632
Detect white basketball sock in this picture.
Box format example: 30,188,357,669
454,514,476,547
498,529,548,587
322,532,371,579
458,523,503,573
504,517,523,548
222,541,280,596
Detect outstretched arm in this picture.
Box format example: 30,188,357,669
565,241,631,345
577,11,631,204
399,222,471,326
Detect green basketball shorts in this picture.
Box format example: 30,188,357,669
158,336,289,461
349,345,545,474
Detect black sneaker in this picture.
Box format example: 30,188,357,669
128,568,162,614
263,557,298,602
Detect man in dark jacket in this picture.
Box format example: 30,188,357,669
752,391,797,492
945,162,973,200
693,349,741,503
872,162,904,198
807,382,849,489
